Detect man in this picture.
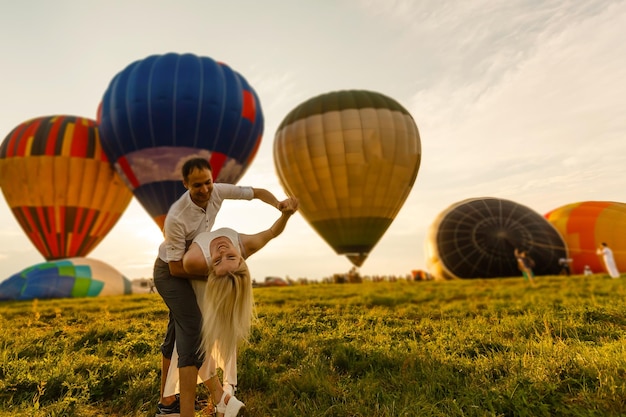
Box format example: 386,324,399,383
154,157,288,417
558,257,572,276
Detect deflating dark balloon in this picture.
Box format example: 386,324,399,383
426,198,566,279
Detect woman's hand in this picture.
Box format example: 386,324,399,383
281,197,299,215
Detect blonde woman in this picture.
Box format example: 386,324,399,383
154,157,289,417
164,197,298,417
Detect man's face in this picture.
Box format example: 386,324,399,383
184,167,213,208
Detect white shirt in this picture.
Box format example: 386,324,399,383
157,184,253,262
193,227,246,267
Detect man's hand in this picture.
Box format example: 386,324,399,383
277,198,290,211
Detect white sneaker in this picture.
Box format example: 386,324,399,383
224,395,245,417
216,392,245,417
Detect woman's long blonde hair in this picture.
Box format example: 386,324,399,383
200,258,255,365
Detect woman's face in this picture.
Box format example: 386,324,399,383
210,236,241,275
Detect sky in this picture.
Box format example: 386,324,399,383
0,0,625,283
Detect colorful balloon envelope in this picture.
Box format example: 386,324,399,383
0,257,132,301
426,198,567,279
98,53,264,229
274,90,421,267
0,116,133,260
544,201,626,274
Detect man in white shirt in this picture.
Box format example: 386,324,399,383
154,157,288,417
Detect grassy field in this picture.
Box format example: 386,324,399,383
0,274,625,416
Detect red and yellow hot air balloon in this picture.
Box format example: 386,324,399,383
274,90,421,267
545,201,626,274
0,115,133,260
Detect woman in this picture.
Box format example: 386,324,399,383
164,197,299,417
597,242,620,278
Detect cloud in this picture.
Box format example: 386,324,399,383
408,0,626,176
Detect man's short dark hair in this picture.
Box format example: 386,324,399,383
182,158,212,181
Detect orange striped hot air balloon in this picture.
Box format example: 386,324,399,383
544,201,626,275
0,115,133,260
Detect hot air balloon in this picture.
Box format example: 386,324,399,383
274,90,421,267
0,257,132,301
426,198,567,280
98,53,264,229
0,116,133,260
544,201,626,275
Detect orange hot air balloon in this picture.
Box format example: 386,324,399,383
274,90,421,267
0,115,133,260
544,201,626,275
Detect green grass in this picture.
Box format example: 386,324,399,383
0,275,625,416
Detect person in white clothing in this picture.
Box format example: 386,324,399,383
164,196,299,416
597,242,620,278
153,157,289,417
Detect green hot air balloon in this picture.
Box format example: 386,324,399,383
274,90,421,266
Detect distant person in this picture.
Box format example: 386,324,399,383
583,265,593,276
153,157,289,417
558,257,573,276
515,248,535,285
163,197,299,416
597,242,620,278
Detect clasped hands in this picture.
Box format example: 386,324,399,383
277,197,299,215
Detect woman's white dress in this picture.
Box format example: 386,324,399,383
163,228,241,396
600,246,620,278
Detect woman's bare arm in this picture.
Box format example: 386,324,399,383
182,242,210,276
241,197,298,258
